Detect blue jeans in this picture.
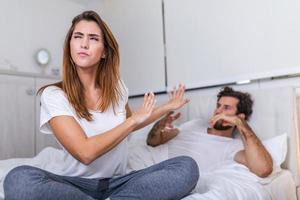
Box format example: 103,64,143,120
4,156,199,200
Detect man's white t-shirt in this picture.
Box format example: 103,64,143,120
168,119,243,172
39,82,128,178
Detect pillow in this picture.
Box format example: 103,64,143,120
254,133,287,184
128,122,156,142
262,133,287,167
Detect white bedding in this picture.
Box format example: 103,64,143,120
0,147,64,200
0,145,297,200
263,170,297,200
127,140,297,200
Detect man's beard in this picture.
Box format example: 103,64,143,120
213,120,233,131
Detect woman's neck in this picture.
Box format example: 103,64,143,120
76,66,98,91
76,65,102,110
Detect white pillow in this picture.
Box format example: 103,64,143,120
262,133,287,167
129,122,156,142
253,133,287,184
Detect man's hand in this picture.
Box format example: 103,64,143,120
158,111,181,130
147,111,181,146
165,84,190,111
209,113,244,128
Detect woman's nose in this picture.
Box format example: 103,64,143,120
80,37,89,49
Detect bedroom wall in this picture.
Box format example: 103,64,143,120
86,0,300,96
128,76,300,121
0,0,84,76
86,0,166,96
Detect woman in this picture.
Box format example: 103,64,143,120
4,10,198,200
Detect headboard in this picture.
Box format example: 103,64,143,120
177,86,300,187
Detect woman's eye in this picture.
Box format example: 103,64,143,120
90,37,99,41
73,35,81,39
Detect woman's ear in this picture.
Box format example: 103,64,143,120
101,49,107,59
238,113,245,119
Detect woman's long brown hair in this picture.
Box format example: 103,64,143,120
38,10,121,121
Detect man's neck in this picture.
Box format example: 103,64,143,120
207,127,235,138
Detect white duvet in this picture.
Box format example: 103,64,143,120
127,140,289,200
0,144,293,200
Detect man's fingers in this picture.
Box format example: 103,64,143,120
166,112,181,124
161,127,178,134
165,111,174,117
209,115,222,126
169,112,180,120
173,112,181,120
210,114,236,127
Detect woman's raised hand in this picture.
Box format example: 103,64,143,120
131,92,156,124
166,84,189,111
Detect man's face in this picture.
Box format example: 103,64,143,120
213,96,239,130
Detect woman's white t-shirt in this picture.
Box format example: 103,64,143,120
39,82,128,178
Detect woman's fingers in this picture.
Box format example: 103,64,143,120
144,92,156,112
170,84,186,99
177,84,184,98
143,93,148,107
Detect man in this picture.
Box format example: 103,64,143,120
147,86,273,178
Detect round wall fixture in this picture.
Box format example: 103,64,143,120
36,48,51,67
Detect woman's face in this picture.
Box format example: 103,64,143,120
70,20,105,69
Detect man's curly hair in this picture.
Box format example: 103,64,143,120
217,87,254,120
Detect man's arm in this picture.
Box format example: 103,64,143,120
147,112,180,147
234,119,273,177
210,114,273,178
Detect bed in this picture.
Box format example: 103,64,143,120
0,86,299,199
127,86,300,200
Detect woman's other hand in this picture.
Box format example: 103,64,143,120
166,84,189,111
130,92,156,124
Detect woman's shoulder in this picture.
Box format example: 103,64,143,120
42,85,64,95
40,85,67,102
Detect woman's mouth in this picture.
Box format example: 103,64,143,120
78,52,89,57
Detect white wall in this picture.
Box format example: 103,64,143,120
0,0,84,75
128,76,300,117
2,0,299,94
87,0,166,95
164,0,300,89
88,0,300,95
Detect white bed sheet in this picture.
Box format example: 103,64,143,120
182,170,296,200
264,170,297,200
